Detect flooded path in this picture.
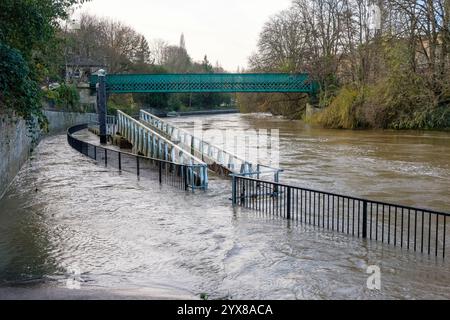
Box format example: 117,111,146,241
0,114,449,299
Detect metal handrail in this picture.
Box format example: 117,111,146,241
67,124,206,190
117,111,208,189
139,109,282,178
230,174,450,217
118,111,206,165
232,175,449,258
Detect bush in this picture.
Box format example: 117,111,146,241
45,84,80,111
56,84,80,110
309,86,360,129
237,92,308,119
308,40,450,131
107,94,138,117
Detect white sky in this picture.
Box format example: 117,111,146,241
75,0,292,71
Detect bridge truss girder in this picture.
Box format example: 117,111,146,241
90,73,317,94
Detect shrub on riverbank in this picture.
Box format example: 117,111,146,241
308,84,450,130
237,92,309,120
307,87,360,129
307,43,450,130
247,0,450,131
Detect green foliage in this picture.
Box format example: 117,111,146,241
237,93,266,114
107,94,138,116
309,86,360,129
0,0,88,128
0,43,44,127
58,84,80,110
167,94,184,112
249,1,449,131
237,92,308,119
130,64,170,110
45,84,80,111
358,41,448,130
308,40,450,130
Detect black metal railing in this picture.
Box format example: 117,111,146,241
231,175,449,258
68,124,196,191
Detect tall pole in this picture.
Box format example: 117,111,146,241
97,69,107,144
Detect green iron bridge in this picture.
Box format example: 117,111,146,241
89,73,318,94
91,71,317,171
91,71,317,173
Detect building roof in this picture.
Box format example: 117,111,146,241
66,56,106,67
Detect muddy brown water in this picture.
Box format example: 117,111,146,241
0,113,449,299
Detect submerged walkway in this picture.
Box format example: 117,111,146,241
1,132,450,299
139,110,281,179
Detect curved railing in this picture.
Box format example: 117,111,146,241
116,111,208,189
67,124,206,191
139,109,282,179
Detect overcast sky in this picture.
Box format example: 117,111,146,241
75,0,292,71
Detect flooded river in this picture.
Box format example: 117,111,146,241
0,113,449,299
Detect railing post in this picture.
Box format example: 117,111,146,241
232,175,237,206
94,145,97,160
159,161,162,184
136,156,140,176
191,136,195,156
184,166,189,191
287,187,291,220
104,149,108,167
362,200,368,239
118,152,122,171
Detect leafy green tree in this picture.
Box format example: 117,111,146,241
0,0,88,126
0,43,41,123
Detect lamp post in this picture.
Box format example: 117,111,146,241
64,18,79,83
97,69,107,144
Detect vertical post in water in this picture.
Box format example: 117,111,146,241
190,136,195,156
362,200,368,239
136,156,140,177
232,175,237,206
184,166,189,191
159,161,162,184
97,69,107,145
286,187,291,220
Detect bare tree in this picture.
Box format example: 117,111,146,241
246,0,450,128
67,14,150,73
149,38,169,65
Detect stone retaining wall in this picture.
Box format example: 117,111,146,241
0,111,97,198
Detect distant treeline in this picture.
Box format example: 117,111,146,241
240,0,450,130
65,14,233,115
0,1,234,128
